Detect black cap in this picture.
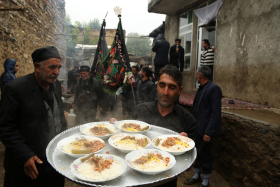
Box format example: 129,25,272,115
80,66,90,72
32,46,61,63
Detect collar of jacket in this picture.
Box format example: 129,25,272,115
173,44,183,49
29,73,60,120
196,80,212,108
152,99,180,116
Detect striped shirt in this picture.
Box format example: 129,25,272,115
201,48,214,65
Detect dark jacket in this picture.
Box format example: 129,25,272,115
136,79,156,104
0,58,17,91
152,34,170,66
67,69,77,91
73,76,104,107
170,45,184,71
0,73,67,176
191,81,222,137
132,101,198,142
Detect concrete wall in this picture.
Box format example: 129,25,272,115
0,0,66,79
215,0,280,108
213,111,280,187
151,39,156,71
164,15,179,47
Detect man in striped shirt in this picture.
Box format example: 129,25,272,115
200,39,215,81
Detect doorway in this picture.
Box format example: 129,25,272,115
196,26,216,88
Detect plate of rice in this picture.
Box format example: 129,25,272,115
57,135,106,158
70,154,127,182
80,122,119,139
108,133,152,153
115,120,151,133
151,135,195,155
125,149,176,175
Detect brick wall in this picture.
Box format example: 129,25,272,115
0,0,66,81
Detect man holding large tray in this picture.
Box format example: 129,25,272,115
111,65,198,187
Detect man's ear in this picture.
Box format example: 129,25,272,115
178,86,183,96
34,62,41,72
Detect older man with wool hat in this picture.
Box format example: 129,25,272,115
72,65,104,124
0,46,66,187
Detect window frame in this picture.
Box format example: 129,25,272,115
179,11,193,71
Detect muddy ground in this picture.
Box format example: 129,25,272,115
0,99,231,187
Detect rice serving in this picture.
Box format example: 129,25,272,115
112,136,149,150
63,138,105,153
76,156,121,181
121,123,148,132
156,137,191,152
130,153,170,171
83,124,116,136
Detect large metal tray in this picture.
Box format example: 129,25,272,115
46,124,197,187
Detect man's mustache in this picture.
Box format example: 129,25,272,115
49,75,58,78
82,75,89,80
159,93,170,99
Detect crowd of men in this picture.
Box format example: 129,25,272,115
0,32,221,187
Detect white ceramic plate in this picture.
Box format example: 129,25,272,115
115,120,151,133
151,134,195,155
80,121,119,139
70,154,127,182
108,133,152,153
125,149,176,175
57,135,105,158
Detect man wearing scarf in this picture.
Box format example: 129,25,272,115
170,39,185,72
0,46,67,187
72,65,104,124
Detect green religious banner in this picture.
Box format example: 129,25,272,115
92,11,131,95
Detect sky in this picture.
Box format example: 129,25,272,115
65,0,166,36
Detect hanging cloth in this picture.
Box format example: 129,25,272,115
101,25,109,60
91,20,108,75
194,0,223,25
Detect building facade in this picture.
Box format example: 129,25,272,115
148,0,280,108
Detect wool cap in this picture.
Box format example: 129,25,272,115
80,66,90,72
32,46,61,63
